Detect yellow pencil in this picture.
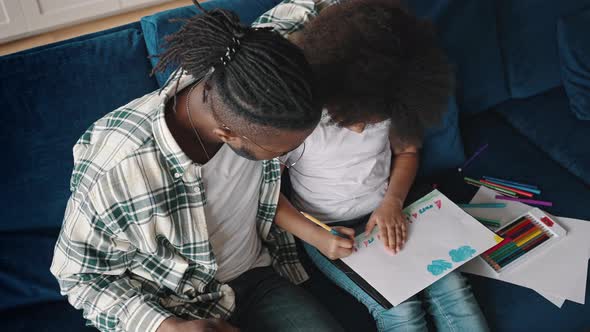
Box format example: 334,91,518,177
515,229,543,247
301,212,349,238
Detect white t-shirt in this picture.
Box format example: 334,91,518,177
288,112,392,223
201,144,271,283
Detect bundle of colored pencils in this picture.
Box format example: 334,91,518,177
481,216,551,272
464,176,553,207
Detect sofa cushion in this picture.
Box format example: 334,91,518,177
406,0,510,113
141,0,282,86
495,87,590,186
446,110,590,331
0,300,94,332
0,24,159,231
557,7,590,120
419,96,466,176
0,229,62,311
495,0,590,99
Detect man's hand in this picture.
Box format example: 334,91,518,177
157,317,240,332
366,198,407,254
313,226,355,260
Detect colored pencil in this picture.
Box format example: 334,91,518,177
487,241,517,259
477,218,501,228
487,228,551,271
458,143,489,172
497,246,527,267
464,177,518,197
498,230,548,268
509,222,537,241
512,224,542,247
459,203,507,208
483,179,541,195
480,180,534,198
498,218,531,237
464,177,519,197
521,233,550,252
490,243,521,262
514,228,543,247
464,181,519,198
482,255,501,271
301,212,349,239
489,248,517,264
484,238,511,256
466,177,519,196
500,231,546,267
482,176,539,190
489,242,519,260
494,195,553,207
517,231,547,249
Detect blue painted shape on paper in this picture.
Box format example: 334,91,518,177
427,259,452,276
449,245,476,263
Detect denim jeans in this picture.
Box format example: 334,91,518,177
228,266,343,332
303,217,489,332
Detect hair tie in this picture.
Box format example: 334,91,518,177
220,36,241,66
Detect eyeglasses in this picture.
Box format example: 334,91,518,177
221,124,305,168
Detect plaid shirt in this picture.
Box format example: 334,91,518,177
252,0,343,35
50,72,307,332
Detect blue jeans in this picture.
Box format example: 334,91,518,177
229,266,344,332
303,218,489,332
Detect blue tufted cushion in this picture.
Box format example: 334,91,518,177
495,0,590,99
419,96,466,176
558,7,590,120
406,0,510,114
0,229,63,310
456,110,590,330
0,23,158,232
141,0,282,86
0,300,95,332
495,87,590,185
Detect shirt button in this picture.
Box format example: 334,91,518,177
174,172,182,178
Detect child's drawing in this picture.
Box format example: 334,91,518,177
449,245,476,262
427,259,452,276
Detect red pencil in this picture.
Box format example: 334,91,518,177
480,180,534,198
507,221,537,240
499,218,532,238
512,225,541,244
484,238,511,256
497,217,528,236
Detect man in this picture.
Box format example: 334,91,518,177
50,5,342,332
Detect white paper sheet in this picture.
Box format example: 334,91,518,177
341,190,498,306
460,187,590,305
542,293,566,308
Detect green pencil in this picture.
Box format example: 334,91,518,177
476,217,501,227
464,177,519,197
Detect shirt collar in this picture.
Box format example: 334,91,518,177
152,71,199,181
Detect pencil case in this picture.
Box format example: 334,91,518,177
480,208,566,275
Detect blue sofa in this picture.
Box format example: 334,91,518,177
1,0,589,331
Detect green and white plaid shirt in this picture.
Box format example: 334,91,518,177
252,0,343,35
50,72,307,332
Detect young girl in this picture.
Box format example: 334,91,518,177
255,1,490,331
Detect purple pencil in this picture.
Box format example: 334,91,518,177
495,195,553,207
458,143,489,172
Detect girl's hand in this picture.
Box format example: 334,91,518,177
366,199,407,254
314,226,355,260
